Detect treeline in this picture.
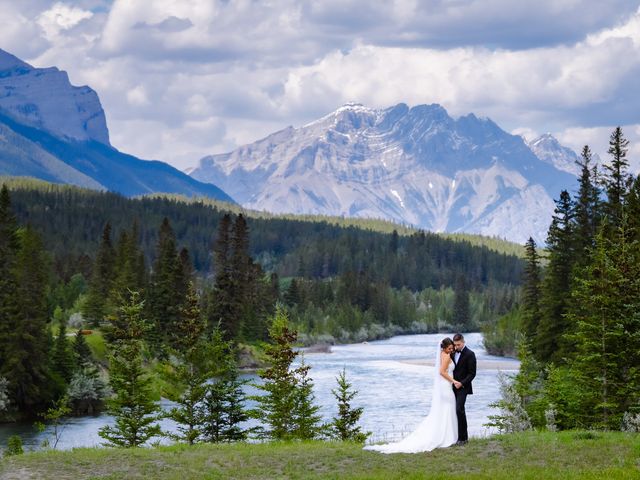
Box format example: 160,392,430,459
3,178,523,342
492,127,640,432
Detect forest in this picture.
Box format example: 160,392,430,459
0,174,523,430
492,127,640,432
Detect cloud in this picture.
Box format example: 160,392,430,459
37,2,93,40
4,0,640,172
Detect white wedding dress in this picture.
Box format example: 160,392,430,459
364,349,458,453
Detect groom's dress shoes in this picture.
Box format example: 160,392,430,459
455,440,468,446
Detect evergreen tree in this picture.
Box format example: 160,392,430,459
452,274,471,330
73,330,93,367
521,237,541,343
563,223,640,428
201,336,249,443
330,368,369,442
52,320,75,383
602,127,631,227
535,190,575,364
252,307,322,440
626,175,640,241
164,282,210,445
147,218,186,353
573,146,601,259
290,356,323,440
6,226,57,414
112,221,145,301
99,291,161,447
0,185,19,396
207,214,234,337
83,223,115,327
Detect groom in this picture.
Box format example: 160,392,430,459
451,333,476,446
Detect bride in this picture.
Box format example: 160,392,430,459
364,337,459,453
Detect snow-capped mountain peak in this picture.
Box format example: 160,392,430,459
190,103,578,244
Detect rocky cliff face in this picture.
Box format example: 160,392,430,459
191,103,576,244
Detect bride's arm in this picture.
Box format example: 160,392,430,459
439,354,456,384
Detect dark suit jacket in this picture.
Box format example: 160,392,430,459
451,346,477,395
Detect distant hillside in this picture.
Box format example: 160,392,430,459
3,178,524,290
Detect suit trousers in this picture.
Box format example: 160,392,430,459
454,387,469,441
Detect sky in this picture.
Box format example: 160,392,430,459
1,0,640,171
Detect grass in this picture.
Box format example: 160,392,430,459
1,431,639,479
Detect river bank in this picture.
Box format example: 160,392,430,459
2,431,637,479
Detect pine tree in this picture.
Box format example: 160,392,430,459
83,223,115,327
99,291,161,447
112,221,145,301
52,320,75,383
252,307,322,440
73,330,93,367
602,127,631,227
201,338,249,443
330,368,369,442
452,274,471,330
563,222,640,428
147,218,186,353
521,237,541,343
164,282,210,445
207,214,234,337
626,175,640,241
0,185,20,395
573,146,601,259
290,355,323,440
535,190,575,364
7,226,57,414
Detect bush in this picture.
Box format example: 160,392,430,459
5,435,23,456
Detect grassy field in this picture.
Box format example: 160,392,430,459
1,431,639,479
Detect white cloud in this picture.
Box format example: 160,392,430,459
3,0,640,172
37,2,93,40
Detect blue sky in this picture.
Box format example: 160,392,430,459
1,0,640,171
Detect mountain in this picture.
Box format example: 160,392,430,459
527,133,581,176
0,49,233,201
190,103,577,244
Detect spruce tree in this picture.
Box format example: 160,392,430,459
573,146,601,259
535,190,575,364
0,185,19,395
73,330,93,367
52,320,75,383
521,237,541,343
164,282,210,445
83,223,115,327
201,339,249,443
330,368,369,442
602,127,631,227
147,218,186,353
563,223,640,428
99,291,161,447
7,226,57,414
252,307,322,440
290,356,323,440
452,274,471,330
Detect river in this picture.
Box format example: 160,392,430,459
0,332,518,451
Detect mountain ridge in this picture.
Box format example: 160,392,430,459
190,102,577,244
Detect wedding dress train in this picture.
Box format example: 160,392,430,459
363,349,458,453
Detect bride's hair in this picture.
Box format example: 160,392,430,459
440,337,454,350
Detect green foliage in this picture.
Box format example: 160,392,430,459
201,342,250,444
485,372,532,434
4,435,23,456
67,367,107,415
520,237,541,342
252,307,322,441
99,292,161,447
329,368,369,442
0,376,8,412
52,320,75,383
73,330,93,367
37,395,72,450
482,308,521,357
83,223,115,327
